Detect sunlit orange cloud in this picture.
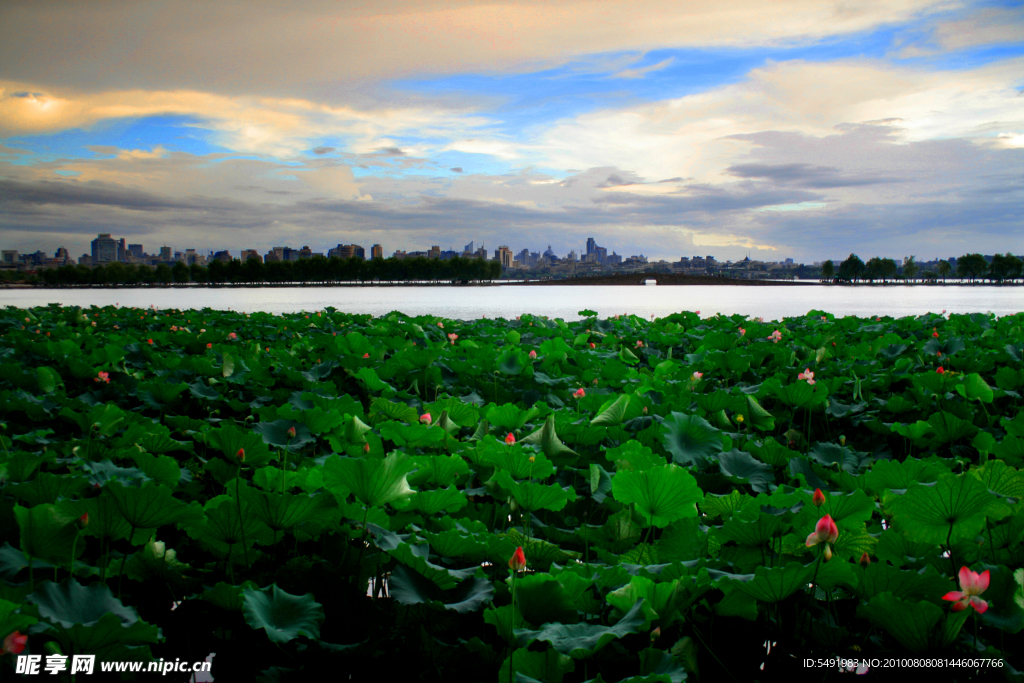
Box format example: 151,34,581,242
0,82,493,156
0,1,957,97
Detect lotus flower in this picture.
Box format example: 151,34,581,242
937,366,945,374
859,552,871,568
448,333,458,344
76,513,89,530
287,426,296,438
509,546,526,572
363,443,371,454
692,371,703,380
236,448,245,462
574,388,585,399
207,343,212,349
420,413,432,426
437,322,444,328
589,342,596,349
635,340,643,347
933,330,939,338
805,514,839,561
95,371,110,384
147,339,153,345
505,433,516,445
812,488,825,507
362,353,369,358
798,368,815,385
768,330,782,343
739,328,746,336
2,631,27,655
943,567,990,613
529,350,537,359
228,332,238,340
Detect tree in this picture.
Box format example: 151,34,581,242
837,254,865,283
821,260,834,282
937,259,951,283
172,261,190,283
989,253,1022,283
902,256,918,283
956,253,987,283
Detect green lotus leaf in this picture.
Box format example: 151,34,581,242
510,573,579,626
715,449,775,492
927,411,977,446
8,472,90,507
368,397,419,424
408,454,470,488
854,562,956,603
728,562,812,603
858,592,967,653
743,437,796,467
185,494,273,553
378,421,446,448
495,471,576,512
15,504,81,566
253,419,314,451
322,452,415,509
606,575,680,628
499,648,576,683
744,394,775,431
243,584,324,644
660,413,724,469
605,440,662,473
970,460,1024,499
955,373,994,403
520,414,577,459
610,464,703,528
807,442,869,473
407,486,468,514
104,480,201,532
497,347,528,375
476,436,555,479
201,581,260,611
861,457,950,495
889,472,1009,545
240,487,336,533
206,422,274,467
591,394,641,426
515,599,647,659
699,490,747,519
486,403,540,431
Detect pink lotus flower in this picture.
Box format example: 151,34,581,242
509,546,526,572
448,333,458,343
437,322,444,328
695,310,700,315
529,350,537,359
573,388,585,399
589,342,596,349
505,433,515,445
76,513,89,530
95,371,110,384
363,443,371,454
2,630,27,655
362,353,369,358
692,371,703,380
937,366,944,374
228,332,238,340
812,488,825,507
207,343,212,349
420,413,432,425
798,368,815,385
287,426,296,438
805,514,839,561
768,330,782,343
739,328,746,336
635,340,643,347
943,567,990,613
859,552,871,568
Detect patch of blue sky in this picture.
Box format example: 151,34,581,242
386,27,924,133
1,114,229,163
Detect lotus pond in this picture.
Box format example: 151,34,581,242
1,304,1023,682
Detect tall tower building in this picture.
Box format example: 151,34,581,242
92,234,119,264
371,244,383,260
586,237,597,256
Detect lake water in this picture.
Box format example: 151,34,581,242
1,284,1020,321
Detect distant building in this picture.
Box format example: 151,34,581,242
117,238,127,261
586,237,598,257
496,246,513,269
213,250,232,263
428,246,441,259
128,244,144,259
371,244,383,260
78,254,92,266
1,250,18,264
464,241,474,254
299,246,313,259
158,246,172,261
240,249,262,263
92,234,119,264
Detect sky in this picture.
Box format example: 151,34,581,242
1,0,1022,264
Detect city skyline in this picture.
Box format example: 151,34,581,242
1,2,1022,263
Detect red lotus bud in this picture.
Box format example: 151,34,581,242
287,426,296,438
76,513,89,529
509,546,526,572
812,488,825,507
505,433,516,445
236,448,245,462
859,552,871,568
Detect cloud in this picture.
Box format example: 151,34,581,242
725,162,900,188
933,6,1024,51
312,146,335,154
450,167,463,172
611,57,675,80
0,1,959,99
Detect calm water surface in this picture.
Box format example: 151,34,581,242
1,284,1020,321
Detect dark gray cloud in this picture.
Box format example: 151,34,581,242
311,146,336,155
450,167,463,173
725,162,900,188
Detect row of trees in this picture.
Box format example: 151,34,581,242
36,255,503,286
821,253,1023,284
